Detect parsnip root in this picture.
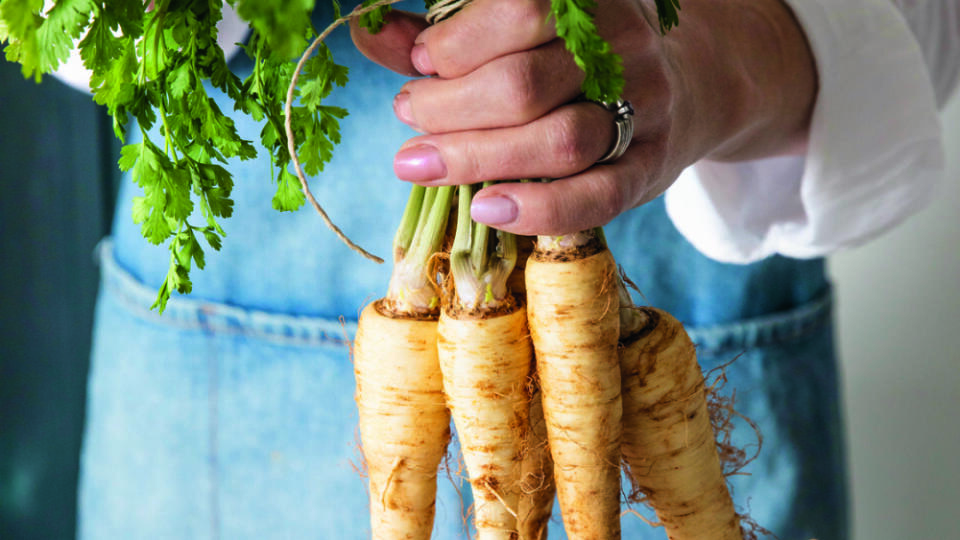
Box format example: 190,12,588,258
620,307,742,540
526,248,623,539
354,301,451,540
438,306,533,540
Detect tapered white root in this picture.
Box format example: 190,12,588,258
354,301,451,540
438,306,533,540
526,249,622,540
620,307,742,540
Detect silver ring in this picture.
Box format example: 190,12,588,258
595,99,634,164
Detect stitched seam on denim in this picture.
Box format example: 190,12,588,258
100,239,831,354
686,291,833,357
98,240,357,349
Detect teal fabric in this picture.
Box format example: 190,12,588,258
0,58,118,539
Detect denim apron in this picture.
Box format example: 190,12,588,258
78,3,848,538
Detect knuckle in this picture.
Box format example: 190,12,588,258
646,66,674,111
493,0,551,32
428,26,469,76
458,139,486,183
546,110,595,172
500,56,543,119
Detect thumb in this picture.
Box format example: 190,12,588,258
349,10,429,77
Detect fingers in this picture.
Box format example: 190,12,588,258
391,101,668,236
395,39,583,133
349,10,429,77
469,149,659,236
371,0,678,235
394,102,616,185
414,0,556,78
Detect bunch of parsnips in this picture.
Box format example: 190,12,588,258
2,1,753,538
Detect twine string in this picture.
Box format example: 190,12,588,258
283,0,474,263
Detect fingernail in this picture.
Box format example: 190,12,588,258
393,92,418,130
394,145,446,182
411,43,435,75
471,196,519,225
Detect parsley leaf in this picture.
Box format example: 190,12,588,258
358,0,391,33
654,0,682,34
550,0,624,103
1,0,679,312
272,169,307,212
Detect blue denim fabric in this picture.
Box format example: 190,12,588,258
81,242,846,540
80,2,847,538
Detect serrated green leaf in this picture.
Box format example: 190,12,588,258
151,276,172,313
174,228,205,270
118,142,142,171
165,166,194,222
298,46,348,110
39,0,94,67
300,121,334,177
0,0,43,39
654,0,681,33
272,169,306,212
0,0,44,78
167,60,192,98
77,11,122,75
90,36,138,109
233,0,315,60
138,194,174,245
358,0,391,33
131,195,150,223
551,0,624,102
170,260,192,294
202,227,223,251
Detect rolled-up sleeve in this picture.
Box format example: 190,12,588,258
665,0,953,263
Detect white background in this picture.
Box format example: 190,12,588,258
829,93,960,538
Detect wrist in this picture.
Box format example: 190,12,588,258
667,0,818,164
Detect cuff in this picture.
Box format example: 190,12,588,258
665,0,944,264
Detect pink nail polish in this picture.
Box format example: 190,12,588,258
471,196,518,225
411,44,435,75
394,145,446,182
393,92,418,129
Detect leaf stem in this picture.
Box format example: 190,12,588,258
159,99,178,161
385,185,454,315
409,185,454,265
449,182,518,313
393,184,426,262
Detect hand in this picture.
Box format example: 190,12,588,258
351,0,816,236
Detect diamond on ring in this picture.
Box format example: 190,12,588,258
596,99,634,165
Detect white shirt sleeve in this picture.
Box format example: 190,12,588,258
664,0,957,264
51,3,248,93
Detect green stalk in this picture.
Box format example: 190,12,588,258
410,185,454,262
392,184,426,261
415,185,439,241
385,185,454,316
451,183,475,259
449,182,518,313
